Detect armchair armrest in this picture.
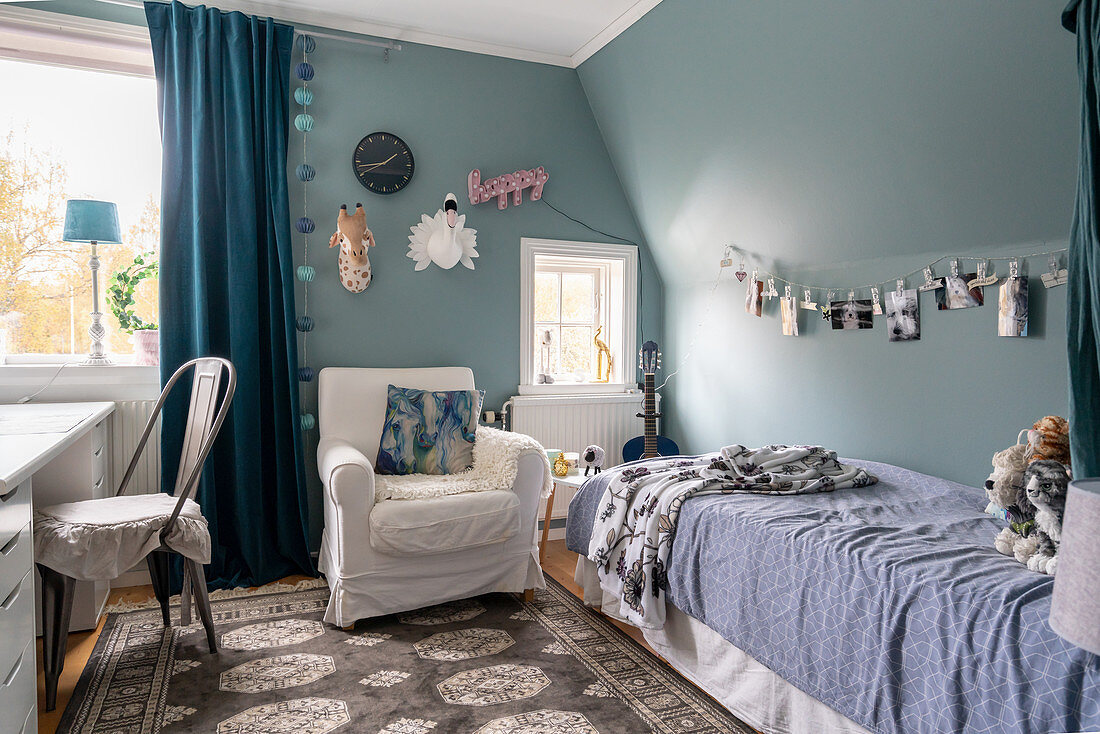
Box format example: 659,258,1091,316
318,436,376,520
511,451,550,544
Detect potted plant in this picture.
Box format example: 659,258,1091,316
107,253,159,365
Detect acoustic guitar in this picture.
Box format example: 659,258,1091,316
622,340,680,462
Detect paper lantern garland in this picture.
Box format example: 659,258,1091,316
293,87,313,106
294,114,314,132
294,35,317,431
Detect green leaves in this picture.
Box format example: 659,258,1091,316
107,253,158,333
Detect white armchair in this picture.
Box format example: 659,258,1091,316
316,367,547,626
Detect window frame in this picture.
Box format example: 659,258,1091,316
0,6,158,367
519,238,637,395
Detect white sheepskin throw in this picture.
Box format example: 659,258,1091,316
375,426,551,501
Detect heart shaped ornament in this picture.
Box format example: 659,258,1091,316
735,269,747,282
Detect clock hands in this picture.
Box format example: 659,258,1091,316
356,153,398,173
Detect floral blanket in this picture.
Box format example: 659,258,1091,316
588,444,877,629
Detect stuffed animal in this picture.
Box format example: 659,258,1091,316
582,445,605,476
985,442,1040,563
329,203,375,293
1022,460,1072,575
1026,416,1071,466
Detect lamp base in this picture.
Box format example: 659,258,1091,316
81,354,113,366
83,307,111,365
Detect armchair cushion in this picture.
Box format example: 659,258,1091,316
368,490,519,556
375,385,484,475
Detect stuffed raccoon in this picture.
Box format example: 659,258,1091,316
1022,460,1071,575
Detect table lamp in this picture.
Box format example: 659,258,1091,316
63,200,122,365
1050,478,1100,655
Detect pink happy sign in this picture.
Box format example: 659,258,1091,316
468,166,549,210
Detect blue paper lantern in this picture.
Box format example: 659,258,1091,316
296,265,315,282
296,316,314,332
295,62,315,81
295,216,315,234
296,164,315,182
296,34,316,54
300,413,316,430
294,87,313,106
294,114,314,132
298,366,315,382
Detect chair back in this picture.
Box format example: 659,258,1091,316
115,357,236,534
318,367,474,462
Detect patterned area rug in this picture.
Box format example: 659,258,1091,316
59,577,753,733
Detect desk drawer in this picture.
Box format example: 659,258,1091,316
0,523,31,603
0,569,33,675
0,482,30,544
0,642,35,734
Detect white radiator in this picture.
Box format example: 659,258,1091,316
110,399,161,496
510,392,655,539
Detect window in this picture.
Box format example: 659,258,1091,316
520,238,637,393
0,9,160,362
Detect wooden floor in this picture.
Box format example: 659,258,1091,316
37,541,657,733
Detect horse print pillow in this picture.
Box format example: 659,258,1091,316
375,385,484,475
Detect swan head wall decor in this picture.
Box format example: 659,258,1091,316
407,192,478,271
329,203,375,293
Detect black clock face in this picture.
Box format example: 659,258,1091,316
352,132,414,194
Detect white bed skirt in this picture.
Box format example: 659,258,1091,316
574,557,870,734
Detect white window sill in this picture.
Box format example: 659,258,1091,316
0,361,160,403
517,383,636,397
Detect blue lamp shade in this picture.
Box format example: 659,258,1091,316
63,200,122,244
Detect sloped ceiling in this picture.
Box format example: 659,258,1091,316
576,0,1079,284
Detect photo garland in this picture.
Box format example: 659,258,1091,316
725,248,1066,340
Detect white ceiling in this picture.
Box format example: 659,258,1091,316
212,0,663,67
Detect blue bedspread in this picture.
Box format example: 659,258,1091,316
566,458,1100,734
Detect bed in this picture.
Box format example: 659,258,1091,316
565,457,1100,734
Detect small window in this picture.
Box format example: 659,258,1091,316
521,239,637,393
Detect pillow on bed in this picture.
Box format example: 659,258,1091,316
375,384,484,475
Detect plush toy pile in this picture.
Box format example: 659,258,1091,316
984,416,1072,575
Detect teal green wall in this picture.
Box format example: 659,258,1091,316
290,37,662,542
577,0,1076,487
24,1,664,545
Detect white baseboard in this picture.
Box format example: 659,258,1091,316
112,566,151,588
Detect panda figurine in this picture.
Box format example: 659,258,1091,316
582,445,606,476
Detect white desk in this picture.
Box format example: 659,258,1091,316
0,401,114,734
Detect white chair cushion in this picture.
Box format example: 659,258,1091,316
368,490,519,556
33,494,211,581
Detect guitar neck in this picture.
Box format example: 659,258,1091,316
643,373,658,457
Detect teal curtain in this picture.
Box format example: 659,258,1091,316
146,1,314,588
1065,0,1100,479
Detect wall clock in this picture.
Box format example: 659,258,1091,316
352,132,414,194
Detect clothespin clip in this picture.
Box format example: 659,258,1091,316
847,290,855,302
820,290,834,320
950,259,960,278
1042,253,1068,288
896,279,905,296
871,286,882,315
1009,259,1019,278
968,260,998,289
720,246,734,269
801,287,817,310
765,277,778,299
784,284,792,299
918,266,943,292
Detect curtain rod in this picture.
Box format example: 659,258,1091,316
90,0,402,51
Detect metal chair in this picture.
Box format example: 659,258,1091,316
35,357,236,711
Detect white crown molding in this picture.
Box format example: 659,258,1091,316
571,0,662,67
